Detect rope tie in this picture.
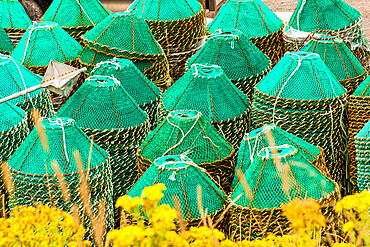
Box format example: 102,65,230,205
296,0,307,31
48,118,75,165
191,63,220,77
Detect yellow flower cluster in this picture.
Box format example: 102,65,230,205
184,226,225,246
238,235,300,247
0,204,89,247
335,190,370,213
282,198,325,233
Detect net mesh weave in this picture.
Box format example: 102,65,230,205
161,64,250,148
354,118,370,191
186,29,271,100
251,52,348,192
91,58,161,128
0,54,54,125
229,144,339,240
301,34,368,95
0,27,14,55
128,155,227,224
0,0,31,29
232,124,327,188
137,110,235,192
207,0,284,65
57,75,150,201
7,117,114,241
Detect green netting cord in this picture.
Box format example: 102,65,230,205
81,12,164,56
162,64,250,122
128,154,227,220
8,117,109,175
57,75,148,130
187,29,271,81
0,101,26,132
207,0,283,38
0,54,42,105
127,0,202,21
41,0,111,28
138,110,233,164
231,144,336,209
286,0,361,33
11,22,83,67
301,35,366,81
353,75,370,97
91,58,161,105
0,0,32,29
256,52,346,100
232,124,323,188
0,27,14,54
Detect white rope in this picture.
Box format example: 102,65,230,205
74,0,95,25
296,0,306,31
48,118,74,165
162,112,200,156
191,63,220,77
93,57,122,72
1,56,35,107
87,75,120,85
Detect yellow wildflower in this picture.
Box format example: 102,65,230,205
151,204,178,231
116,195,144,211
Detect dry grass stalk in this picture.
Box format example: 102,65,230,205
173,195,186,234
32,109,49,153
207,214,218,247
1,162,13,194
197,185,207,227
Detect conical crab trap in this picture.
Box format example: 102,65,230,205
0,27,14,55
231,124,328,189
0,102,29,215
128,155,228,230
0,54,54,126
354,114,370,192
137,110,235,193
127,0,206,81
349,75,370,192
58,75,150,201
7,117,114,241
186,29,271,101
300,32,368,95
251,52,348,191
160,64,250,150
91,58,161,129
229,145,340,240
207,0,284,66
0,0,32,45
79,12,171,91
41,0,111,43
283,0,370,70
11,22,83,76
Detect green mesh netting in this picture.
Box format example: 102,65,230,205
255,52,346,100
228,144,339,241
232,124,326,188
163,64,249,122
82,12,163,57
251,51,348,192
128,155,227,222
127,0,205,81
58,75,148,130
0,0,32,29
186,29,271,100
0,54,54,124
231,144,336,208
128,0,202,21
11,22,83,69
0,27,14,55
349,75,370,192
287,0,361,33
137,109,235,192
353,75,370,96
7,117,113,241
91,58,161,128
208,0,282,38
354,119,370,191
41,0,110,28
79,12,171,90
282,0,370,70
161,64,250,149
0,101,29,161
57,75,150,201
301,34,368,95
207,0,284,65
